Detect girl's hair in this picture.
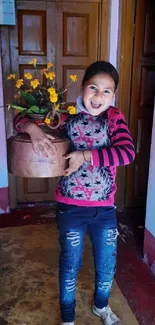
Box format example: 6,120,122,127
82,61,119,91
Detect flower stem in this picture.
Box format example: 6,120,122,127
61,81,73,93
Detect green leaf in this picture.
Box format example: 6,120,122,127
11,104,27,112
58,109,68,113
27,106,40,113
20,90,38,106
39,107,49,114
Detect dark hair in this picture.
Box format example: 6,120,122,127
82,61,119,91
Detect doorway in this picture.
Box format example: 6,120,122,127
0,0,110,208
117,0,155,247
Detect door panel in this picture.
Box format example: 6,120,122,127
17,176,60,202
55,2,99,103
18,10,47,55
126,0,155,207
14,2,57,203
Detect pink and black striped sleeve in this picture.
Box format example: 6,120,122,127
91,111,135,167
14,113,35,133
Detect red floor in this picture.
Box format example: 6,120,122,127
116,237,155,325
1,206,155,325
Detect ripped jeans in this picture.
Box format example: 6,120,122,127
56,203,118,323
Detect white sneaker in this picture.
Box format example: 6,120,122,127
62,322,74,325
93,305,120,325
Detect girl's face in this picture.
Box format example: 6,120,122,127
82,73,115,116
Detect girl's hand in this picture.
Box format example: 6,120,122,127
63,151,84,176
24,122,55,157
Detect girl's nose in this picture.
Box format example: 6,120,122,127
95,90,103,97
95,91,104,100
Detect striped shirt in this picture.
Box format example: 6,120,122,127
55,104,135,206
14,101,135,207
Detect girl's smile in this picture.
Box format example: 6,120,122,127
82,73,115,116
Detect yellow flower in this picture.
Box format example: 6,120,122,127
48,87,56,95
69,74,77,82
45,118,51,124
54,103,60,111
46,72,56,80
67,105,77,115
7,74,16,80
16,79,24,89
24,72,33,80
30,79,40,89
50,93,58,103
47,62,53,69
29,58,37,65
41,68,47,75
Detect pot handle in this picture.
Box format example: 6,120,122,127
45,111,61,130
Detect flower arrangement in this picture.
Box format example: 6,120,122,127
7,58,77,129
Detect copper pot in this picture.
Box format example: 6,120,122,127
7,131,70,178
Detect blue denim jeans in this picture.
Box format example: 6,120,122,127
56,203,118,323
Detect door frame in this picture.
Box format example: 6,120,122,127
116,0,136,207
0,0,111,209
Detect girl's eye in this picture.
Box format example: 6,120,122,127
103,89,112,95
89,85,97,91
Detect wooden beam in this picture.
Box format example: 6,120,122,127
115,0,136,207
99,0,111,61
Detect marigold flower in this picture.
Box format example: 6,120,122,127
67,105,77,115
29,58,37,66
46,72,56,80
45,118,51,124
7,74,16,80
48,87,56,95
69,74,77,82
16,79,24,89
24,72,33,80
47,62,53,69
30,79,40,89
54,103,60,111
50,93,58,103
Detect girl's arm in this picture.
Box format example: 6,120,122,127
90,111,135,167
14,113,55,157
14,112,33,134
63,111,135,176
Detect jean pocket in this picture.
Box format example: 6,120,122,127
57,203,76,214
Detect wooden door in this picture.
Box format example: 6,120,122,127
1,0,101,205
55,2,99,102
126,0,155,207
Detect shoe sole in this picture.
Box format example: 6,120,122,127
93,306,101,317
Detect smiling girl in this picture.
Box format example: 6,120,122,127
14,61,135,325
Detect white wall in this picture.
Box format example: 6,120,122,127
109,0,119,68
145,102,155,237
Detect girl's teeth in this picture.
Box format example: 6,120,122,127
91,102,101,108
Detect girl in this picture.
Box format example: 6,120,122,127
14,61,135,325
